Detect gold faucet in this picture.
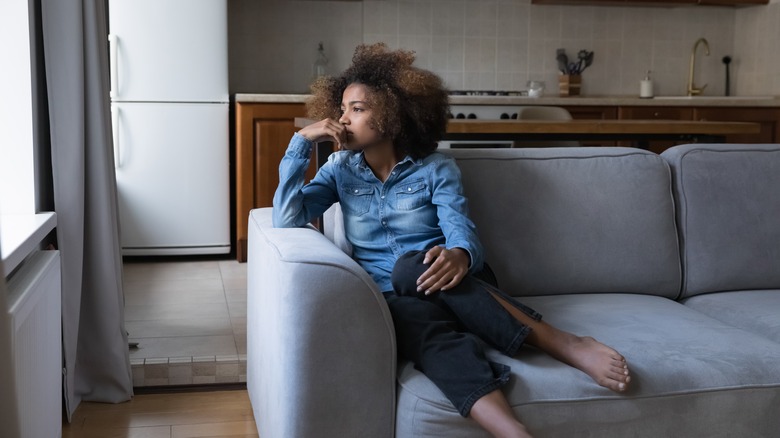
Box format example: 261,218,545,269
687,38,710,96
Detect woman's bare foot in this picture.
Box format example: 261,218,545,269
559,334,630,392
487,291,631,392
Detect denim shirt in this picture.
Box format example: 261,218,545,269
273,132,484,292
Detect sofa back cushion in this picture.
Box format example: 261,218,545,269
661,143,780,298
445,147,681,298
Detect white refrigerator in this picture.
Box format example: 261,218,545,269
108,0,230,255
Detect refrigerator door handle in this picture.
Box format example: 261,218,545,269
112,106,120,168
108,34,118,99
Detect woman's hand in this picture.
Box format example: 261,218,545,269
298,118,347,150
416,246,470,295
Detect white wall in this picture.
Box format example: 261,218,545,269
229,0,363,94
734,0,780,96
229,0,775,97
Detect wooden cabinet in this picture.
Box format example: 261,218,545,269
532,0,767,5
619,106,695,153
564,105,618,146
532,0,693,4
235,102,312,262
619,107,694,121
565,106,618,120
618,106,691,153
694,107,780,144
698,0,768,4
617,105,779,153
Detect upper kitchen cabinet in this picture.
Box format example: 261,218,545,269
531,0,767,5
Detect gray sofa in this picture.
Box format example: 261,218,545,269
246,143,780,437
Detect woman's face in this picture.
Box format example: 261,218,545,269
338,83,386,151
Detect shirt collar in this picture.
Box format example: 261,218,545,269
348,150,424,170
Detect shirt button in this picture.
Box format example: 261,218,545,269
407,187,412,191
354,189,358,193
381,195,385,199
382,221,387,225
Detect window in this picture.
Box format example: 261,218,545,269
0,0,36,216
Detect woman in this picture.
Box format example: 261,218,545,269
273,43,630,438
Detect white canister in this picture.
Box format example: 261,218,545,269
640,71,653,98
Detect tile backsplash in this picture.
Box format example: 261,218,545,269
229,0,780,97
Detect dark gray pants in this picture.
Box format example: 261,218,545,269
384,250,542,416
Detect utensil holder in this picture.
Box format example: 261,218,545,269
559,75,581,97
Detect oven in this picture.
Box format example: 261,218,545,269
440,89,528,149
439,103,524,149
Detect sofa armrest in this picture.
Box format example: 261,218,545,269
246,208,396,438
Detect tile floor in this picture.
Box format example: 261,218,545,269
123,258,247,387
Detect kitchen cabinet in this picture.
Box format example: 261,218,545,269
617,105,779,153
694,107,780,144
565,106,618,120
619,106,695,153
235,102,311,262
533,0,693,4
619,107,694,121
531,0,767,5
564,105,618,146
698,0,768,4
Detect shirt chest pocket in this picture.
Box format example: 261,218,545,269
395,180,430,211
341,184,373,216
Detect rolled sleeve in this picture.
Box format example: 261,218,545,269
431,157,484,273
272,133,338,228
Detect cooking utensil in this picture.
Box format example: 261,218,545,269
722,55,732,96
556,49,569,75
557,49,594,75
580,51,594,73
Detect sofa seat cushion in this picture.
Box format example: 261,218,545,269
683,289,780,344
395,293,780,437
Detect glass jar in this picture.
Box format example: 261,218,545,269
527,81,545,98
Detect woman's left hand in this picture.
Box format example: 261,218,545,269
416,246,470,295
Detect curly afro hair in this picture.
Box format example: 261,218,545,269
306,43,449,160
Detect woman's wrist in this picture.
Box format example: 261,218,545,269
452,247,472,269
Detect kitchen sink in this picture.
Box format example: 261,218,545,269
652,95,776,100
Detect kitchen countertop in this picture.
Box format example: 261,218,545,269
235,93,780,107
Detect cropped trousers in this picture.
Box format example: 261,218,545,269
384,250,542,417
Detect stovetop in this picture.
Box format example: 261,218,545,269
448,104,525,120
449,90,527,97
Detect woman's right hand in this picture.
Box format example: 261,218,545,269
298,118,347,151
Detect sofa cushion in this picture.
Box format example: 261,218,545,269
396,293,780,437
683,289,780,344
444,148,681,298
661,144,780,298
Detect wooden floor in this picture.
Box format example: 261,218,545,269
62,387,258,438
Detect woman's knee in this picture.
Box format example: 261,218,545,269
391,250,428,296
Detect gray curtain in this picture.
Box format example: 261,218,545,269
38,0,133,419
